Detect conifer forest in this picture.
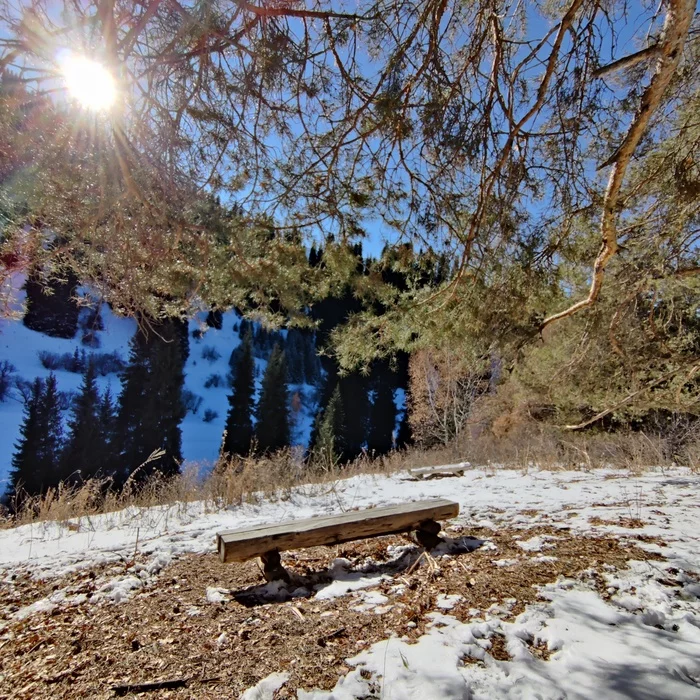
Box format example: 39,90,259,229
0,0,698,503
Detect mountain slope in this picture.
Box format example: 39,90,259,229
0,279,318,493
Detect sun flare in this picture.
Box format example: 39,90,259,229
61,55,116,111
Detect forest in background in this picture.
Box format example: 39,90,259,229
0,0,698,512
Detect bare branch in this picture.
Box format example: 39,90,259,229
562,362,699,431
592,44,660,78
541,0,696,332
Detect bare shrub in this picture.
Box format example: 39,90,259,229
2,422,696,529
201,345,221,363
204,373,224,389
37,349,124,375
0,360,17,402
408,348,488,447
181,389,203,415
202,408,218,423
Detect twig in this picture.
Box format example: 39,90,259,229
113,678,187,695
406,552,426,575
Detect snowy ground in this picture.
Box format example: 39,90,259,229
1,466,699,698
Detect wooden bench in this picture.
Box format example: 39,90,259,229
408,464,469,480
216,498,460,582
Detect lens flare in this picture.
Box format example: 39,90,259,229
61,55,116,111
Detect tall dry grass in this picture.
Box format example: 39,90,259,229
2,423,697,529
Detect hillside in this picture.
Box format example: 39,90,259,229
1,466,699,698
0,279,324,494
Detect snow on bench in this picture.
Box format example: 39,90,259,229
216,498,460,581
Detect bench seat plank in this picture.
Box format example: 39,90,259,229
217,498,459,562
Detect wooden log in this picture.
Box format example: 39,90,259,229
217,499,459,563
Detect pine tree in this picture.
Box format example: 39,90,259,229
96,386,117,478
367,373,396,456
115,319,186,485
115,331,149,484
23,270,80,339
255,344,290,453
285,328,304,383
59,361,101,484
206,308,223,329
312,385,345,468
222,330,255,457
303,331,322,384
8,378,43,502
8,374,63,502
339,375,370,460
395,411,413,449
308,245,321,267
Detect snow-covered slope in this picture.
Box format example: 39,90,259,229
0,467,698,698
0,282,137,494
0,280,318,494
182,314,317,466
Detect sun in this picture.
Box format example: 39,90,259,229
60,55,117,111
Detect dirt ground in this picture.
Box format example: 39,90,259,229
0,524,664,699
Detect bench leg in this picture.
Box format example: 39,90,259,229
415,519,443,549
260,550,290,583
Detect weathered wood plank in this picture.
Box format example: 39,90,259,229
217,499,459,563
408,464,468,480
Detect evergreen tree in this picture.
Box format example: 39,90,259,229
338,375,370,460
255,344,290,453
222,330,255,457
303,332,322,385
59,361,101,484
312,385,345,468
367,373,396,456
395,413,413,449
308,245,320,267
307,374,336,455
8,374,63,502
115,319,186,485
96,386,117,478
206,308,223,329
8,378,43,502
285,328,304,383
23,270,80,339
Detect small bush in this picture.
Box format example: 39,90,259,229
192,329,203,341
37,349,123,375
38,350,65,371
91,352,125,376
204,373,224,389
202,408,218,423
201,345,221,362
13,378,33,404
182,389,203,415
81,331,101,348
0,360,17,402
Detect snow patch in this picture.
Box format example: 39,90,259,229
240,671,290,700
206,586,231,604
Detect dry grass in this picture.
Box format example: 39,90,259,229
2,421,697,530
446,420,700,475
